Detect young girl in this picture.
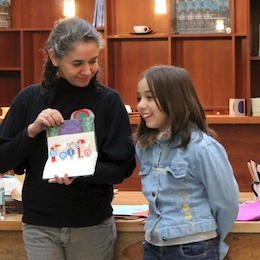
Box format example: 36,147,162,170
135,65,239,260
0,17,136,260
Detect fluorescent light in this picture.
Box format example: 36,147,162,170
216,19,225,32
155,0,166,14
63,0,75,18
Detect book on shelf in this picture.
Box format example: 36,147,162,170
93,0,104,28
0,0,11,28
258,24,260,57
171,0,230,34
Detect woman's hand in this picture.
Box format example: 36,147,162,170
27,108,64,138
48,174,76,185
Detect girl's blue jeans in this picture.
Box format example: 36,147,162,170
142,237,219,260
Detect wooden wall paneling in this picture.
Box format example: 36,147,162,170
0,31,20,68
171,38,184,66
234,37,248,99
0,71,21,108
250,0,260,56
114,167,141,191
210,124,260,192
250,61,260,98
22,31,50,88
76,0,96,22
172,37,233,113
107,38,168,111
107,0,169,35
11,0,64,28
115,124,141,191
105,0,115,35
233,0,248,34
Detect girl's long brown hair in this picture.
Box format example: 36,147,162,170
135,65,216,149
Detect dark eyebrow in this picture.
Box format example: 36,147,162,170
72,56,98,63
137,90,151,96
90,56,98,60
146,90,156,96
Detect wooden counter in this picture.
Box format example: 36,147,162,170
1,192,260,259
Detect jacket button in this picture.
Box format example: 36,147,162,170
152,192,156,197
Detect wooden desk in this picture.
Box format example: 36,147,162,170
1,192,260,259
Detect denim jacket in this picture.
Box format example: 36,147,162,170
136,130,239,260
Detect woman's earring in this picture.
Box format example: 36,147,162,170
55,69,61,79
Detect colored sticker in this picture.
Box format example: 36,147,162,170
50,150,57,157
67,148,75,156
84,149,91,157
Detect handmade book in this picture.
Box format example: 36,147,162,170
42,110,98,179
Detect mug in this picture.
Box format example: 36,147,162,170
229,99,245,116
125,105,132,113
251,98,260,116
251,181,260,201
133,25,149,33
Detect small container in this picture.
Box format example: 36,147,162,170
251,181,260,201
1,106,10,118
0,177,5,219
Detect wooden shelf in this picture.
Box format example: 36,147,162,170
0,67,21,71
170,33,233,38
250,56,260,60
206,115,260,124
107,33,168,39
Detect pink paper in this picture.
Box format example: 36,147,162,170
132,210,148,217
236,201,260,221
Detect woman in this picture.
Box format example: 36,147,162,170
0,17,136,260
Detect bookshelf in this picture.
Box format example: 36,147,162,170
0,0,259,191
0,0,253,116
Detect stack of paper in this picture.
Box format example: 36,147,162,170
112,204,148,219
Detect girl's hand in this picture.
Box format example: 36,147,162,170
27,108,64,138
48,174,76,185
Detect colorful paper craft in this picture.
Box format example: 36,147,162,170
43,110,98,179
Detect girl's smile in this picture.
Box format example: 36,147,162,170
137,77,170,132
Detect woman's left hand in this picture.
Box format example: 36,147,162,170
48,173,76,185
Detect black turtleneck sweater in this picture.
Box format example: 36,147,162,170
0,78,136,227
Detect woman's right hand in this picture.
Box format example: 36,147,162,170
27,108,64,138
